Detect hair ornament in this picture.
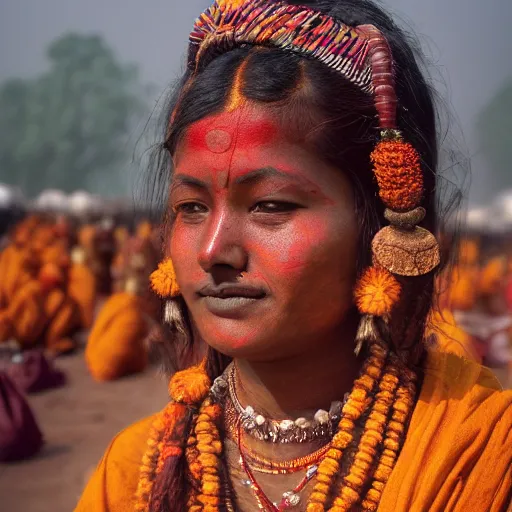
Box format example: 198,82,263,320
150,258,180,298
354,266,401,318
168,358,211,405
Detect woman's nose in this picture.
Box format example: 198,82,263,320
197,209,248,274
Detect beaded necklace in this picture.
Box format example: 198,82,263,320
135,341,418,512
225,397,331,475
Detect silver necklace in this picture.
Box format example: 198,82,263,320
211,365,346,444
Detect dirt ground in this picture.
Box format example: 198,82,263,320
0,353,168,512
0,351,509,512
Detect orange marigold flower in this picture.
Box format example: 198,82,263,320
168,359,211,404
354,266,401,316
371,139,423,212
150,258,180,297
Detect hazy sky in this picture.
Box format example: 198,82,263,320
1,0,511,203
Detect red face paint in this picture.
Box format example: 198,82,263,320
169,103,358,360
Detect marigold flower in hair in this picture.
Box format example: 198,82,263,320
371,139,423,212
150,258,180,298
168,359,211,404
354,266,401,316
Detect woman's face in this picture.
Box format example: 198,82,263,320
169,103,358,360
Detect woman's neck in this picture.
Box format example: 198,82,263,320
233,315,360,419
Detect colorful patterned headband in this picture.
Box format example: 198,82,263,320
189,0,397,129
153,0,440,355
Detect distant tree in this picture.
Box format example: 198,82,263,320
476,80,512,192
0,33,149,197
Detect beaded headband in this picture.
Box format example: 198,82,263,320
152,0,441,353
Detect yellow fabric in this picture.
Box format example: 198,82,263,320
75,351,512,512
427,309,481,363
85,292,149,382
380,351,512,512
68,262,97,329
74,415,155,512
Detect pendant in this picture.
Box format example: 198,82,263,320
277,491,301,509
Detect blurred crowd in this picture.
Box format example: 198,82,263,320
0,184,163,462
431,193,512,385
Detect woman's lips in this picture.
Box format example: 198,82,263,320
201,295,266,317
197,284,267,318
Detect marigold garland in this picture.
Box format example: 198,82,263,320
371,139,423,212
135,402,187,512
354,266,401,317
136,340,418,512
361,364,417,510
306,341,388,512
191,398,223,512
150,258,180,298
331,358,400,511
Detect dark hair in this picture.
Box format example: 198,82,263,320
143,1,464,509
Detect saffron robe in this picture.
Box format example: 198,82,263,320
68,262,97,330
0,281,46,347
75,351,512,512
85,292,149,382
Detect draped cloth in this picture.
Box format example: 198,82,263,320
85,292,149,382
75,351,512,512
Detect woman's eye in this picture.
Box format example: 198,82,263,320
174,202,208,216
251,201,300,214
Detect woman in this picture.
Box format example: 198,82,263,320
77,1,512,511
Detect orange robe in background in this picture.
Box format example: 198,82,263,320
75,351,512,512
0,280,45,346
427,309,481,363
68,259,97,330
85,292,149,382
42,287,80,355
0,245,38,307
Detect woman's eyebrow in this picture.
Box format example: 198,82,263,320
233,167,302,186
171,174,209,191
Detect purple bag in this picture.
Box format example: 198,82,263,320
0,371,43,461
6,350,66,394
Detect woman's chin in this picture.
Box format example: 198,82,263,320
196,317,280,360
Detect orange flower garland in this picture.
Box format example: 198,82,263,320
135,412,167,512
370,138,423,212
354,266,401,317
137,343,418,512
306,341,388,512
361,364,417,511
192,398,223,512
331,357,400,511
135,402,188,512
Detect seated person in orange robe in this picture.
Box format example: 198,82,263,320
85,277,151,382
67,246,97,331
38,263,81,355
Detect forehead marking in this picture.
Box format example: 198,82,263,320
205,129,232,154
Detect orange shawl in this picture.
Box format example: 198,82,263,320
427,309,481,363
85,292,149,382
75,351,512,512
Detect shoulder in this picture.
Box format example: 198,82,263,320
382,351,512,512
74,414,157,512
